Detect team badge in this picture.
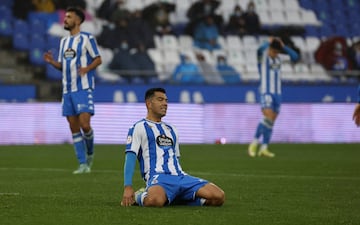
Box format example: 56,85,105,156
126,135,132,144
64,48,76,60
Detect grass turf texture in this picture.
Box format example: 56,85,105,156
0,144,359,225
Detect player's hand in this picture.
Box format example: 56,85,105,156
121,186,135,207
352,104,360,127
78,66,88,76
43,51,53,64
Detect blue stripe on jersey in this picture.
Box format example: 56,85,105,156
65,37,74,92
144,122,157,178
260,52,281,95
76,35,84,92
125,127,134,150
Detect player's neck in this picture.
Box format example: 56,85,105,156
70,27,81,36
146,115,161,123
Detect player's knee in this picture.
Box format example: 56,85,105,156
213,190,225,206
143,195,166,207
207,189,225,206
80,124,91,133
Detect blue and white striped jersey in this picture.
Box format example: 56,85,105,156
57,32,100,94
257,42,299,95
125,119,186,182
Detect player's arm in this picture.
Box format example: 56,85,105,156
283,45,299,62
78,56,102,76
43,51,62,70
257,41,270,62
121,151,137,207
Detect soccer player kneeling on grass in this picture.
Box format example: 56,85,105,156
121,88,225,207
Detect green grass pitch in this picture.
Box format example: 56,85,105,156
0,144,359,225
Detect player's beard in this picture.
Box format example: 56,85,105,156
64,22,74,31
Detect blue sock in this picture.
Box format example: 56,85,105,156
136,192,147,206
72,132,86,164
261,118,274,144
254,122,265,139
84,129,94,155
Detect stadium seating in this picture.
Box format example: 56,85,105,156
0,6,13,36
0,0,359,84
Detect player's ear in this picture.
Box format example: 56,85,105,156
145,99,151,108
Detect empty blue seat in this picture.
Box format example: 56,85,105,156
318,25,333,37
0,0,14,7
46,35,60,50
0,6,12,36
29,47,46,66
46,64,62,81
12,33,29,51
30,34,46,49
29,19,47,36
13,19,29,36
304,25,320,37
298,0,313,9
333,25,349,37
0,17,12,36
28,11,59,30
0,5,12,20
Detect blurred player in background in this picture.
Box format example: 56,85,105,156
248,37,299,157
43,7,102,174
352,86,360,126
121,87,225,207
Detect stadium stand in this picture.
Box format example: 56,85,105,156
0,0,359,87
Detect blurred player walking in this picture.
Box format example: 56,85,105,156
43,7,102,173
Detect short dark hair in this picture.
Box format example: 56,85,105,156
66,6,85,24
145,88,166,101
270,39,283,51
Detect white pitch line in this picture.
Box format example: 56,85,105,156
0,167,359,181
0,192,20,196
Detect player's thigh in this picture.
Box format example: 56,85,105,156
73,89,95,116
196,182,225,200
146,185,168,205
78,112,92,131
62,93,76,116
66,115,81,132
262,108,278,121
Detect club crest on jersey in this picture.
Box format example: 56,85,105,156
156,134,173,149
64,48,76,60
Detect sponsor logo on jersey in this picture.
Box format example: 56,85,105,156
156,134,173,148
270,62,281,70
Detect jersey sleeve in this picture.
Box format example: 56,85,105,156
125,123,143,155
85,34,101,59
57,38,65,63
172,125,181,158
257,41,270,63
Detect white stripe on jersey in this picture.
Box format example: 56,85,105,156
58,32,100,93
126,119,185,182
259,49,282,95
